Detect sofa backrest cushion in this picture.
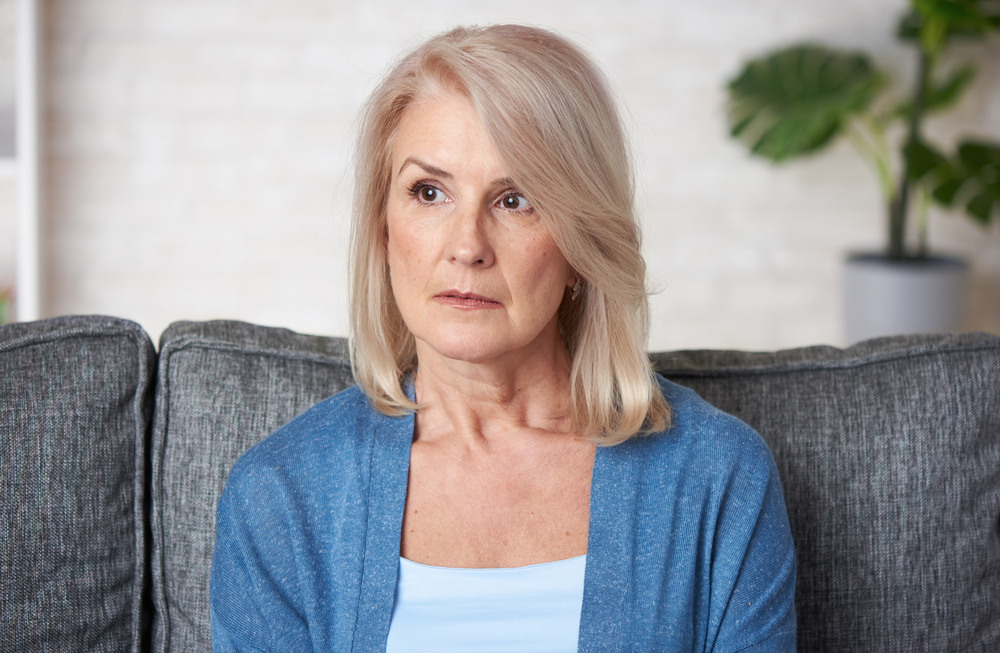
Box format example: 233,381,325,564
149,321,354,653
652,331,1000,652
150,321,999,653
0,316,155,653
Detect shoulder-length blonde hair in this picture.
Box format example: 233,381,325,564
349,24,668,444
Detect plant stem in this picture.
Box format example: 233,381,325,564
845,114,895,203
866,114,895,201
916,187,930,257
889,47,930,260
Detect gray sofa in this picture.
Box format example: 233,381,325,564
1,315,998,652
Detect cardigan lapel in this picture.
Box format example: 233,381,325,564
578,441,640,653
350,405,414,652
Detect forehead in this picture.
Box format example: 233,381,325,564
391,91,500,173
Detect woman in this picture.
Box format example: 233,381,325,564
211,24,796,652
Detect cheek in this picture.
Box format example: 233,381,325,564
387,223,426,286
385,211,409,274
515,242,573,301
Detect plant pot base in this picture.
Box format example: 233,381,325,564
842,253,968,343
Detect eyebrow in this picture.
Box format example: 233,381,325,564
397,157,451,179
396,157,517,190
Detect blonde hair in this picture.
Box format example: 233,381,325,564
349,24,668,443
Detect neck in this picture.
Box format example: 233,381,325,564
412,331,575,447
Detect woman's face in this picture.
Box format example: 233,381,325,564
385,91,576,367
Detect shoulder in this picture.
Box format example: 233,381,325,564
637,375,775,480
646,380,796,648
594,375,781,519
221,384,381,500
585,380,796,650
211,386,389,651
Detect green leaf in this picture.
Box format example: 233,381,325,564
912,0,994,28
905,139,950,181
726,45,884,162
930,139,1000,224
958,141,1000,171
932,175,965,204
900,0,999,46
922,14,950,53
898,10,923,41
966,191,997,223
926,64,977,111
894,65,977,118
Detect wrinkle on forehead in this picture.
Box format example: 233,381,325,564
392,91,508,187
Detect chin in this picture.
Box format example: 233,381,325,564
424,339,509,365
412,325,516,364
408,311,562,366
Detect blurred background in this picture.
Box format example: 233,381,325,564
0,0,997,350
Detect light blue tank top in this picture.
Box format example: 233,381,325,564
385,555,587,653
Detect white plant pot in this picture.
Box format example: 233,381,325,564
842,253,968,343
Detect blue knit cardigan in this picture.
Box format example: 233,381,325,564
211,377,797,652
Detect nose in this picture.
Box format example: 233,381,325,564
446,202,494,267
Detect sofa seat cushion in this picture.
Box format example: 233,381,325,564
149,321,354,653
0,316,155,653
653,331,1000,653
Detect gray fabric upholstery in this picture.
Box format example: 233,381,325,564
149,321,354,653
4,315,996,653
0,316,155,653
652,331,1000,653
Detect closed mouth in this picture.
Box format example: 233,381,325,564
434,290,502,308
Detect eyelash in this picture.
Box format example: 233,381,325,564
406,181,533,215
407,181,443,204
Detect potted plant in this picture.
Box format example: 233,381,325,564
726,0,1000,341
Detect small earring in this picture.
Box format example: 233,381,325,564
570,278,583,300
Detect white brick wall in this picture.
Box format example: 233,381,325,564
0,0,15,308
14,0,1000,348
0,169,14,290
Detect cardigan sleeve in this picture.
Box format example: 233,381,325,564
708,427,797,652
208,388,406,653
210,463,313,653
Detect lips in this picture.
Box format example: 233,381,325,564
433,290,503,309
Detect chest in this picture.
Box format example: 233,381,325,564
399,439,595,568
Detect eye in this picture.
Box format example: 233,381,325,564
408,182,447,204
497,192,532,212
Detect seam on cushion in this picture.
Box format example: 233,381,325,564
150,335,175,653
655,339,1000,378
129,328,156,653
160,334,351,368
0,322,144,353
